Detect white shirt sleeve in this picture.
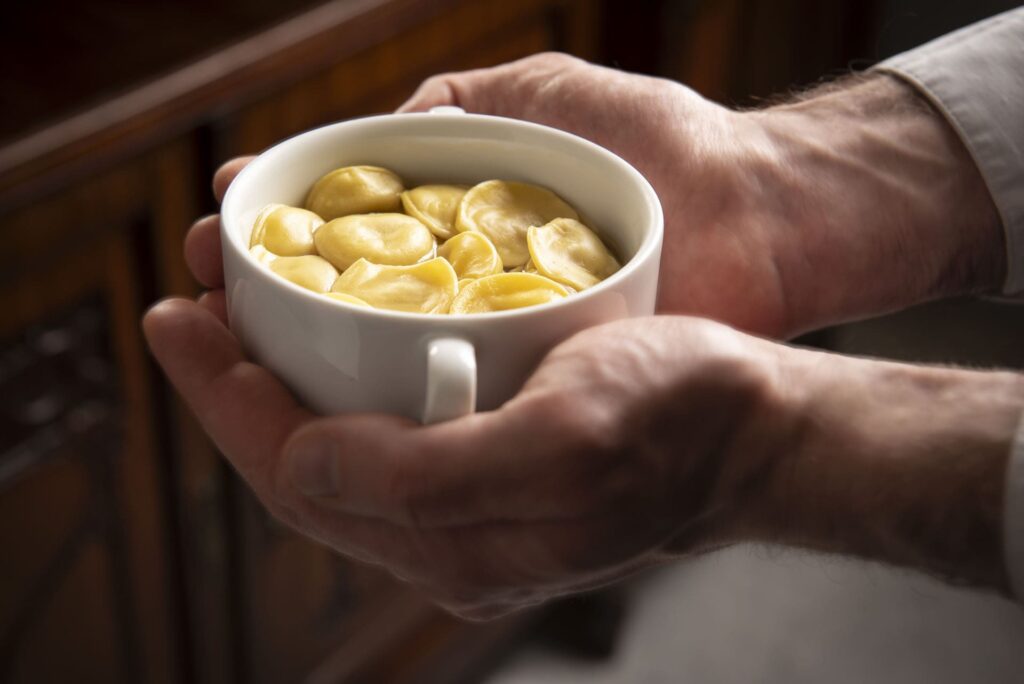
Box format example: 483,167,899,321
874,8,1024,296
874,9,1024,599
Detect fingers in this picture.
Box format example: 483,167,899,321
396,67,504,115
281,503,544,620
213,156,255,203
285,501,424,570
397,52,581,115
283,394,612,527
291,503,641,620
196,289,227,326
396,74,461,113
396,64,506,114
186,156,253,288
184,215,224,288
142,298,311,496
282,411,513,525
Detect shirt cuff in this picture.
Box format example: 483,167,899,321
873,8,1024,296
1006,415,1024,599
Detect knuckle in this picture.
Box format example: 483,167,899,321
538,391,622,459
418,73,460,101
514,391,628,514
524,51,579,69
417,73,446,92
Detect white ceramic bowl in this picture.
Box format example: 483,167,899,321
221,110,663,422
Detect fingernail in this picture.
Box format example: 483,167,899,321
288,438,339,498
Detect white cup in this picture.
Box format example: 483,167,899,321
221,110,663,423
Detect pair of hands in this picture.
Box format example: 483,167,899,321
144,53,1016,618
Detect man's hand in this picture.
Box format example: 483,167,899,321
400,53,1006,337
144,288,1024,618
145,295,787,619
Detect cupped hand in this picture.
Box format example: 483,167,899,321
165,162,777,619
145,289,778,619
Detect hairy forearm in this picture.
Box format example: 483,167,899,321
741,349,1024,591
751,74,1005,333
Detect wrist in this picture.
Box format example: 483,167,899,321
662,331,802,552
744,74,1004,333
754,347,1024,591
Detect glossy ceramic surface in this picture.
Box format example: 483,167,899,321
221,112,663,420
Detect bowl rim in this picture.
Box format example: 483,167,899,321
221,111,664,322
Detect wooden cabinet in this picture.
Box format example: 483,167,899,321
0,154,185,682
0,1,596,681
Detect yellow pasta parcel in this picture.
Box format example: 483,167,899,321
437,231,503,279
315,213,435,271
450,272,569,314
249,203,322,256
305,165,404,220
331,258,458,314
400,184,468,240
324,292,372,308
456,180,578,268
249,244,278,266
527,217,620,291
269,255,339,293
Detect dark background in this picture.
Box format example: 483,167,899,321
1,1,1021,683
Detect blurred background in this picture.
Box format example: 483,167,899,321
1,0,1022,682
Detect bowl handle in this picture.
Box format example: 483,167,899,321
422,337,476,424
429,105,466,115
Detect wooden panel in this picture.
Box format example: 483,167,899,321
105,190,182,684
729,0,881,103
0,0,470,210
8,541,123,683
668,0,743,103
0,298,131,681
613,0,880,105
0,167,180,681
0,170,147,335
238,503,403,683
225,0,593,154
0,0,328,144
